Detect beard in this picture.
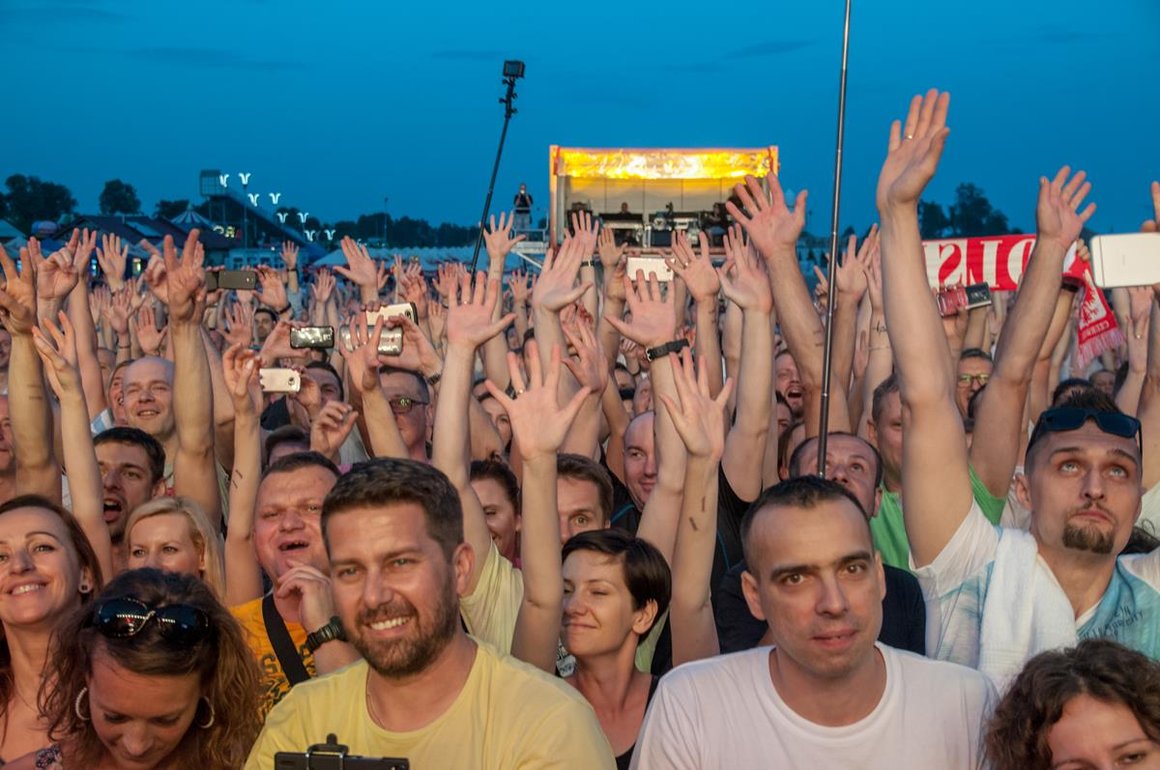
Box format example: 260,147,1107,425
350,574,459,679
1063,521,1115,555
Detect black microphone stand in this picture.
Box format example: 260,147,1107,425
470,62,524,273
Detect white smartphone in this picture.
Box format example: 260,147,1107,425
259,368,301,393
362,302,416,356
626,256,673,282
1090,233,1160,288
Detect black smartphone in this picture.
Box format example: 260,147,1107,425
290,326,335,350
964,283,993,309
206,270,257,292
275,735,409,769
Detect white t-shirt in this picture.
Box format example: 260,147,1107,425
630,644,994,770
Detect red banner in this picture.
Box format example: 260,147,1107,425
923,235,1039,290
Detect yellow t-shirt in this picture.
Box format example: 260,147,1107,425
230,596,317,718
244,641,616,770
460,542,663,673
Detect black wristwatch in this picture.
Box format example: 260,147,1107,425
305,616,346,653
645,338,690,362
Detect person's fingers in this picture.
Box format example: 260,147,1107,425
1050,165,1071,195
505,350,527,394
901,93,922,141
1070,181,1092,212
1062,169,1086,201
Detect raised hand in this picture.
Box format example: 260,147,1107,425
97,232,129,291
865,242,884,313
1035,166,1096,251
334,237,379,292
604,273,677,350
445,270,516,350
876,89,951,211
163,230,205,323
382,313,442,376
667,230,719,304
222,343,263,416
727,175,808,260
31,311,82,398
311,268,336,306
434,262,463,301
658,348,733,460
142,255,169,305
133,304,167,356
398,270,430,320
570,210,599,257
256,265,289,312
597,225,625,272
483,212,526,271
718,225,772,313
0,244,37,335
338,313,387,394
309,400,358,461
222,297,255,349
561,313,609,396
66,227,98,281
484,346,590,460
509,268,532,305
35,232,81,303
102,286,133,338
531,237,590,313
259,319,307,366
281,241,299,271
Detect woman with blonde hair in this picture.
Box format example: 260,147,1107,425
124,498,227,602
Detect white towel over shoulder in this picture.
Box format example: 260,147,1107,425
979,529,1077,690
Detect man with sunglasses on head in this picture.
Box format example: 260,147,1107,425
878,88,1160,685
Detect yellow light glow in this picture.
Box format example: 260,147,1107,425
555,147,778,180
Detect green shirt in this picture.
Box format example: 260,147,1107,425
870,465,1006,571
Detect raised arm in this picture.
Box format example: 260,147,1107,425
220,344,265,607
729,176,851,436
1116,286,1151,416
64,230,109,420
859,244,892,439
433,273,515,592
877,90,970,568
480,213,526,391
337,314,408,459
164,231,222,528
333,237,381,305
970,166,1095,499
661,349,732,666
667,231,723,398
717,227,774,501
32,312,113,580
1,241,62,500
1134,182,1160,489
486,347,589,672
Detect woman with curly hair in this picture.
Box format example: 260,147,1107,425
7,568,260,769
985,639,1160,769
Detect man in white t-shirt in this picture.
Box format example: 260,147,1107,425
631,473,994,769
876,88,1160,683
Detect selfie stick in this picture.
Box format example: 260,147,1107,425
815,0,853,477
470,61,525,274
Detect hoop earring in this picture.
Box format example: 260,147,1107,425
196,697,215,729
74,687,90,722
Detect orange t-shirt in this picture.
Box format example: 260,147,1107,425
231,596,318,718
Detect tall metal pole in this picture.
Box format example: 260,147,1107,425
815,0,854,477
470,70,521,273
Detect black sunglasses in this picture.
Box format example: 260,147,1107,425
1028,407,1142,454
91,597,211,646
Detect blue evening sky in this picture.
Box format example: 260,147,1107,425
2,0,1157,236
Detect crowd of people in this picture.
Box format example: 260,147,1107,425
0,88,1157,768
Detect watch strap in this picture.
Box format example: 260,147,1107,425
304,616,346,654
645,338,689,362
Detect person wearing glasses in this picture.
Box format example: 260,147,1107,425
876,89,1160,685
954,348,993,418
10,568,260,770
0,496,104,763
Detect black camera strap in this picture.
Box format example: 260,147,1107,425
262,593,311,687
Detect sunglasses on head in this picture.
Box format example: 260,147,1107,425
90,597,211,646
1028,407,1142,454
